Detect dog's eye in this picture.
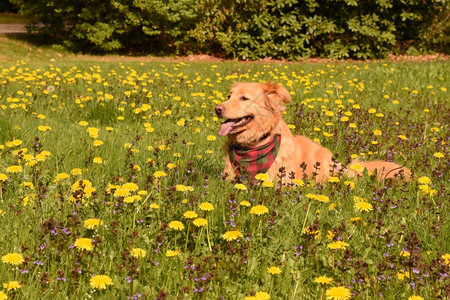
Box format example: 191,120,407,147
240,96,249,101
227,94,231,100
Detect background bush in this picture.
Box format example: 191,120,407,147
10,0,450,59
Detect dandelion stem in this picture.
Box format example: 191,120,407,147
184,221,191,254
301,201,312,234
195,227,204,253
206,222,212,252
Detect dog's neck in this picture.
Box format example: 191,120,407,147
229,116,284,148
229,129,275,148
229,134,282,177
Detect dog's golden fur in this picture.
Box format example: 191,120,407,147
215,82,411,182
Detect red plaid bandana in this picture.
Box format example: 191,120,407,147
229,134,281,177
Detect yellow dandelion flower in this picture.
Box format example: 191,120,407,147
23,154,34,161
71,168,82,176
327,231,335,240
41,150,51,157
183,211,198,219
408,296,425,300
38,125,52,132
344,180,355,189
291,179,304,186
0,291,6,300
153,171,167,178
193,218,208,227
441,253,450,266
349,217,365,226
354,201,373,212
325,286,351,300
122,182,138,192
83,218,103,229
113,187,130,198
206,135,216,141
314,276,333,284
74,238,94,251
255,173,270,181
175,184,187,192
6,165,22,173
327,241,350,250
0,174,8,181
12,139,23,146
87,127,99,138
234,183,247,191
397,270,410,280
93,140,103,147
247,291,270,300
250,205,269,216
267,266,282,275
35,153,46,162
166,250,181,257
93,157,103,164
328,203,337,210
306,194,330,203
303,226,321,239
349,163,364,172
261,180,274,187
168,221,184,231
433,152,444,158
90,275,113,290
3,281,21,291
328,176,340,183
1,253,24,266
373,129,382,136
79,121,89,126
54,172,70,182
240,200,251,207
199,202,214,211
21,181,34,189
222,230,243,241
150,203,159,209
131,248,146,258
400,250,410,257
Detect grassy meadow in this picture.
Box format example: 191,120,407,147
0,52,449,299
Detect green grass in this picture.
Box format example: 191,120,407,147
0,13,27,23
0,55,448,300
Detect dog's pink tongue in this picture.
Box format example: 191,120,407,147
218,120,235,136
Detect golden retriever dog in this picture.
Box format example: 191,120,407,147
215,82,411,182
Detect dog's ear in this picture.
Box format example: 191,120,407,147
263,82,291,113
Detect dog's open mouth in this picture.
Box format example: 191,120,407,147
218,115,254,136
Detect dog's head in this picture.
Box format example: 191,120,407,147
215,82,291,146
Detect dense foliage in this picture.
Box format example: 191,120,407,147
11,0,450,59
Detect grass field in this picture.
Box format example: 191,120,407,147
0,40,449,299
0,13,27,24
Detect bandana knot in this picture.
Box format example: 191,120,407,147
229,134,281,177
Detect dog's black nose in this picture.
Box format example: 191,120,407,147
215,105,225,116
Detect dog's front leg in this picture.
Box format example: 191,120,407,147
223,154,236,180
222,145,236,180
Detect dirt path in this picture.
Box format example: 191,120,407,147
0,23,26,34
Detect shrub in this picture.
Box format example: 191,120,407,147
11,0,449,59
